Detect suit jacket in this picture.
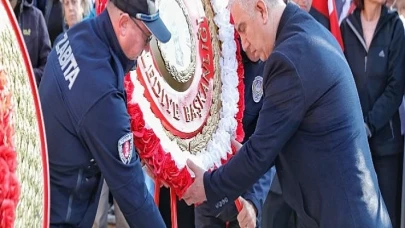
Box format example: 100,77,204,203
203,3,391,227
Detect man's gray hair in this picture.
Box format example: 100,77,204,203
228,0,277,17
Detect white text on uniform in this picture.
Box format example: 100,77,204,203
55,33,80,90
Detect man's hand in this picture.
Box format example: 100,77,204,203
182,159,206,205
237,197,257,228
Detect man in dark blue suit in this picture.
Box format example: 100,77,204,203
194,42,275,228
182,0,392,227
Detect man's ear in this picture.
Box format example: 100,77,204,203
118,13,130,37
256,0,269,24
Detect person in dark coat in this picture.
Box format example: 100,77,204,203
52,0,91,46
261,1,332,227
193,42,275,228
44,0,64,46
182,0,392,227
10,0,51,86
340,1,405,226
39,0,171,226
33,0,45,15
61,0,89,28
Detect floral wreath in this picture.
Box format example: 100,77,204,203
0,1,22,227
95,0,245,225
124,0,245,197
1,0,50,226
0,66,19,228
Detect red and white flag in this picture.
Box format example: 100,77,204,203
312,0,344,50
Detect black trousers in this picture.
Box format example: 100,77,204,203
261,175,297,228
372,152,403,228
194,202,240,228
159,187,195,228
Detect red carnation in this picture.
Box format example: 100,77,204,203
0,158,9,201
173,167,193,197
161,153,179,181
6,173,20,203
128,104,146,135
0,146,16,173
0,199,16,228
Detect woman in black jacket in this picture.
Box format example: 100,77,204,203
340,1,405,227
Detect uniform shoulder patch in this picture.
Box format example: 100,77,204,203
118,132,134,164
252,76,264,103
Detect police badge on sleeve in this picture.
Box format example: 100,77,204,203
118,132,134,164
252,76,264,103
